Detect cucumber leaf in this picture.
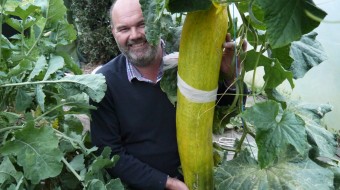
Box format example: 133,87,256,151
257,0,327,48
290,32,327,79
215,150,334,190
241,100,309,168
288,102,337,160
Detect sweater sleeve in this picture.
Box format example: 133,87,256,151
90,95,168,190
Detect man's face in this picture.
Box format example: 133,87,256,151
111,0,158,67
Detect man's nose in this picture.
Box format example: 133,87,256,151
130,27,143,39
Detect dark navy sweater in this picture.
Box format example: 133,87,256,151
90,54,180,190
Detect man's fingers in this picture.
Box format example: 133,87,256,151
223,41,236,50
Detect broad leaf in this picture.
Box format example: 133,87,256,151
0,156,23,185
139,0,162,45
86,179,124,190
32,0,67,24
215,151,334,190
241,100,309,168
290,32,327,79
160,67,177,105
244,50,294,89
27,55,47,81
0,125,63,184
35,85,45,112
69,154,85,172
257,0,327,48
15,88,33,112
59,74,107,103
84,147,119,183
288,102,336,159
8,59,32,77
5,4,39,20
43,55,64,80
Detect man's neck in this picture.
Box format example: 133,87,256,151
135,46,162,82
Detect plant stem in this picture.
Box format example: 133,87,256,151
61,157,83,181
233,124,249,158
251,44,266,94
0,125,24,133
0,79,78,88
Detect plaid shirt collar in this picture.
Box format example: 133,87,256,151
126,40,165,84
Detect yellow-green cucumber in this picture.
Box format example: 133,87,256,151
176,4,228,190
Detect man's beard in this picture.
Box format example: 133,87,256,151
116,37,159,67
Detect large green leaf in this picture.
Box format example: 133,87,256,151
43,55,64,80
288,102,337,159
241,100,309,168
0,125,63,184
59,74,107,103
244,50,294,90
32,0,67,24
215,151,334,190
257,0,327,48
0,156,23,185
86,179,124,190
15,88,33,112
27,55,47,81
290,32,327,79
139,0,162,46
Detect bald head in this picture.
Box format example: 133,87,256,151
109,0,142,27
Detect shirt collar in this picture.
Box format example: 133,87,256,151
126,40,166,84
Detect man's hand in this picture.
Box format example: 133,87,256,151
165,177,189,190
220,33,247,83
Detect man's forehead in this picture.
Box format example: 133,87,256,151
112,0,142,23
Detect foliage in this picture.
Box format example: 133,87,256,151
0,0,123,189
70,0,119,64
142,0,339,189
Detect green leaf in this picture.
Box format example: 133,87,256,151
32,0,67,24
241,101,309,168
0,125,63,184
288,102,337,159
0,156,23,185
290,32,327,79
8,59,32,77
160,67,177,105
28,55,47,81
35,85,45,112
271,45,293,70
86,179,124,190
15,88,33,112
43,55,64,81
167,0,211,13
56,51,82,75
215,150,334,190
5,4,40,20
244,50,294,89
257,0,327,48
5,17,21,33
139,0,162,46
59,74,107,103
85,147,119,183
55,22,77,46
69,154,85,172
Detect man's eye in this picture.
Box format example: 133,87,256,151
118,28,128,32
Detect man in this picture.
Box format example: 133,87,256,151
90,0,245,189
